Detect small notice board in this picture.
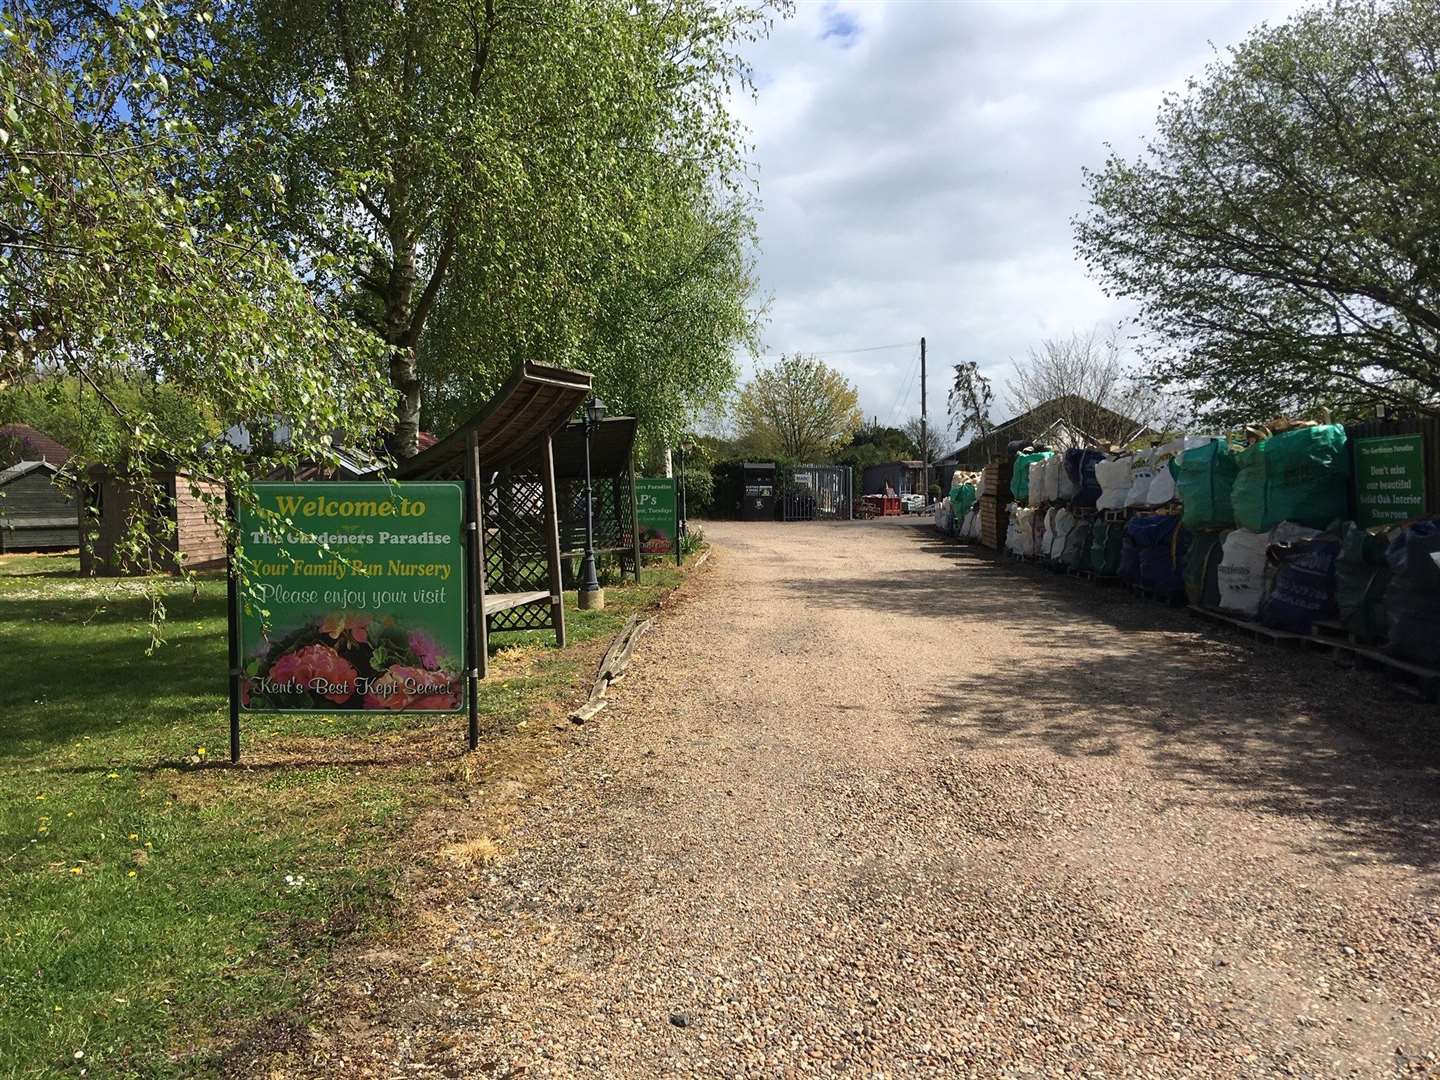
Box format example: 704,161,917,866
1355,433,1427,527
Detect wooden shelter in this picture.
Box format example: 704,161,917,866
0,460,79,552
520,416,642,583
80,467,225,575
396,361,592,673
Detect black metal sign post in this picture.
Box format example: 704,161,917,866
225,488,242,764
464,432,484,751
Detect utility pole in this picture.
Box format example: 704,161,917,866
919,336,927,497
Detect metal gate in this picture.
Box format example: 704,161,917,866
781,466,853,521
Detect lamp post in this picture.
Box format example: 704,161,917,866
578,395,606,610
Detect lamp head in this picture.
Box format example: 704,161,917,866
586,395,606,428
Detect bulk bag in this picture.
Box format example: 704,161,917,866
1175,440,1238,530
1124,455,1158,509
1232,425,1349,532
1090,518,1125,577
1010,450,1053,504
1118,522,1144,584
1028,459,1048,507
1096,456,1133,510
1049,454,1076,502
1383,521,1440,667
950,482,976,522
1259,534,1342,634
1184,529,1229,608
1216,528,1271,616
1040,507,1059,559
1126,514,1187,595
1049,509,1076,562
935,499,953,532
1147,459,1178,506
1335,523,1389,643
1066,449,1106,510
1063,518,1093,570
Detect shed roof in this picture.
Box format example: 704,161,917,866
0,424,73,466
522,417,637,480
0,459,58,486
397,362,592,480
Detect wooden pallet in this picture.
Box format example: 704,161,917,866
1189,605,1440,702
1129,582,1187,608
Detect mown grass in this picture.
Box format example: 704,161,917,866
0,552,684,1078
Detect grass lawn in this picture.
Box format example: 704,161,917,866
0,552,685,1078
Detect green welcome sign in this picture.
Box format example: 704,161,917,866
236,482,466,713
635,476,677,556
1355,433,1427,527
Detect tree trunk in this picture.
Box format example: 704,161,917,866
384,233,421,460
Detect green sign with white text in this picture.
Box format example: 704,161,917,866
1355,433,1427,527
236,482,465,713
635,476,677,555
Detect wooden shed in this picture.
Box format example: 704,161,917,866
0,460,79,552
80,468,225,576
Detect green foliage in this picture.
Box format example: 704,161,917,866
928,482,942,501
1,4,394,606
187,0,775,454
736,354,863,462
0,376,213,465
948,361,995,441
680,465,714,517
1076,0,1440,425
833,419,919,471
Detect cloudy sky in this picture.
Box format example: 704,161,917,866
732,0,1303,446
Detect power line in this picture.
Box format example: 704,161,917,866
757,341,913,360
886,342,920,422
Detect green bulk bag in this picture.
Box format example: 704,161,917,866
1184,528,1228,608
1231,425,1350,532
1175,440,1238,530
950,482,976,522
1010,451,1054,504
1088,518,1125,577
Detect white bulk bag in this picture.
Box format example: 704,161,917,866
1216,529,1271,616
1055,457,1078,502
1050,509,1076,561
1124,453,1156,508
961,506,980,540
1096,455,1133,510
935,500,952,531
1147,462,1177,506
1016,507,1036,556
1028,459,1047,507
1040,506,1058,558
1040,455,1061,504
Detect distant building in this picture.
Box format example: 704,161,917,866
0,460,79,552
0,423,73,468
861,460,925,497
941,395,1155,470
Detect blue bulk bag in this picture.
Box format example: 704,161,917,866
1065,448,1107,510
1383,521,1440,666
1259,535,1342,634
1126,514,1188,596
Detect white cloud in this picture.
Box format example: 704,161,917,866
735,0,1305,441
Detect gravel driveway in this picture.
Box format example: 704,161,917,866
294,518,1440,1078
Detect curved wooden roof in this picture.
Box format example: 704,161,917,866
397,362,593,479
522,416,638,479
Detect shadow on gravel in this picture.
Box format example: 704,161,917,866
789,522,1440,873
